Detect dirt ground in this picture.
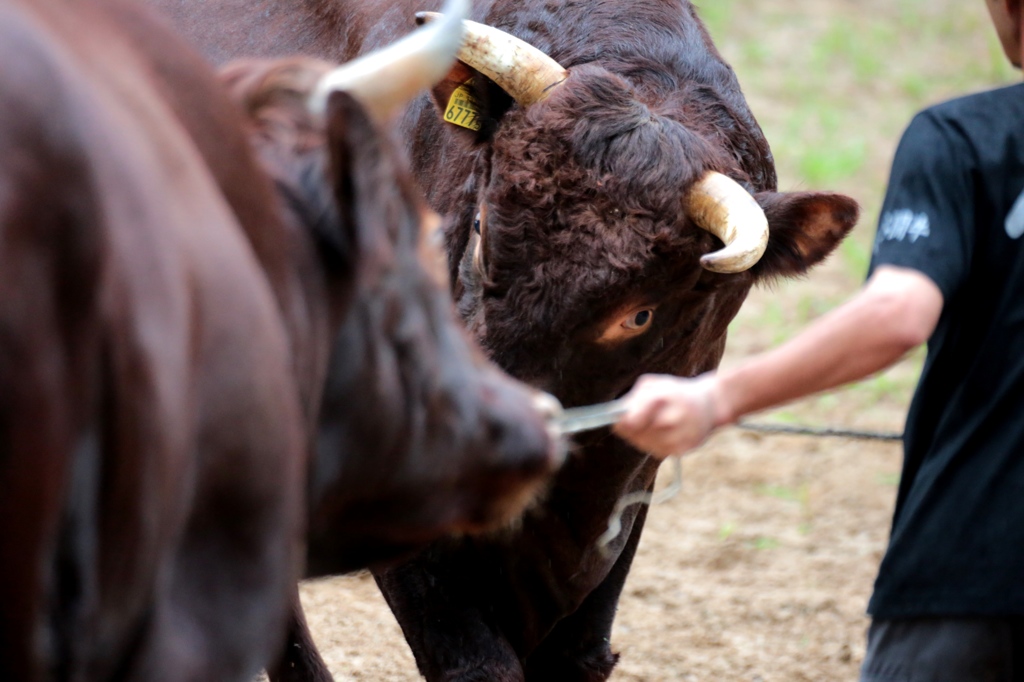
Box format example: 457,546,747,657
297,435,901,681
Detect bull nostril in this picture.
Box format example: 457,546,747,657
484,402,564,475
534,392,572,465
528,391,570,466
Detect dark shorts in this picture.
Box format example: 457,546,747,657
860,617,1024,682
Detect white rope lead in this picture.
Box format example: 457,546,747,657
597,458,683,553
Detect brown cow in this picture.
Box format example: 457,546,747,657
2,0,559,679
0,0,304,679
147,0,859,679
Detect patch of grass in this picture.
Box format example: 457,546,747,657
750,536,780,551
795,293,841,323
810,23,886,85
798,137,867,187
868,374,902,400
839,236,872,281
756,483,803,502
766,410,801,425
756,483,814,534
865,372,915,402
900,73,931,102
736,300,793,346
719,521,737,541
740,39,770,67
877,472,901,486
696,0,734,39
894,2,925,33
810,393,840,413
794,295,814,325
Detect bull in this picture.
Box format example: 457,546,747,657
148,0,859,679
1,0,559,679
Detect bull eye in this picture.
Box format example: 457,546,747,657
622,308,653,330
597,305,657,344
473,213,481,234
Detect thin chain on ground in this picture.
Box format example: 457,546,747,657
736,421,903,441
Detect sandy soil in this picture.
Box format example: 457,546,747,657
296,430,901,681
290,260,909,681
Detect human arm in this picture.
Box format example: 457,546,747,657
613,265,944,459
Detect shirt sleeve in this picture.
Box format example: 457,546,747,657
867,110,976,300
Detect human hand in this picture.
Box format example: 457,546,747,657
613,373,722,459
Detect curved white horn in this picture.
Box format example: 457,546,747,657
416,12,567,106
686,172,769,274
309,0,469,121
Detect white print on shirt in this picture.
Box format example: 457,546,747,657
1005,187,1024,239
874,209,930,253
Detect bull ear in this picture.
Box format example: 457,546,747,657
321,90,402,271
428,61,515,143
748,191,860,281
325,89,425,256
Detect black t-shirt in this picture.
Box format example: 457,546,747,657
866,82,1024,619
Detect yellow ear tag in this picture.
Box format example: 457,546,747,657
444,82,483,131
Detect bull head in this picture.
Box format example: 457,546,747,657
417,12,769,274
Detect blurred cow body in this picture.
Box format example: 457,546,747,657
215,8,561,677
148,0,858,679
1,0,558,680
0,0,305,679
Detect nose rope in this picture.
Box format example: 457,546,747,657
597,458,683,554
